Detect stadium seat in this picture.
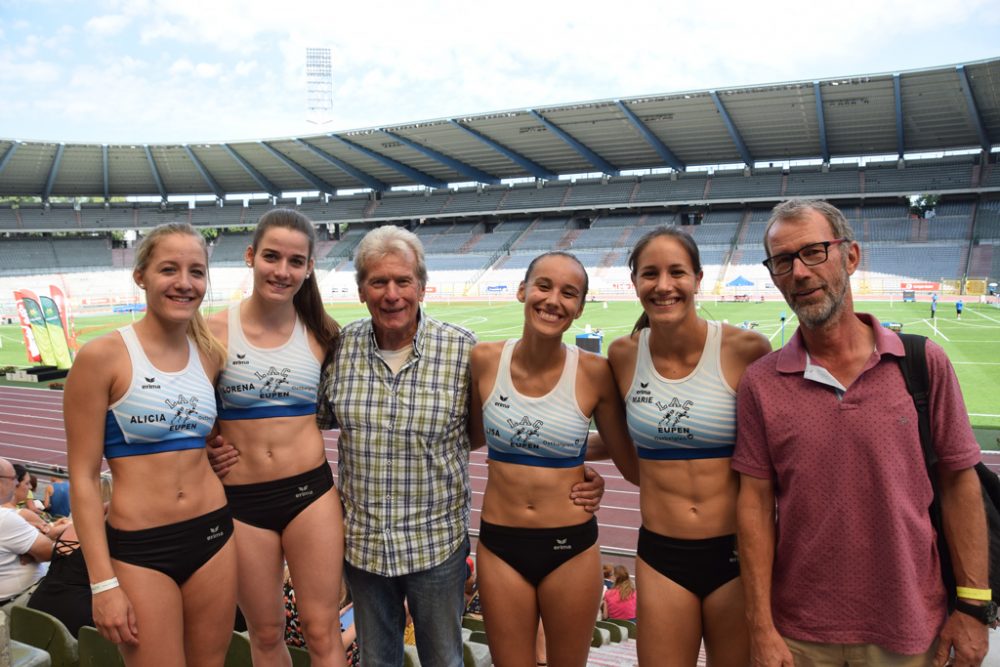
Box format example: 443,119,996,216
463,639,492,667
462,615,485,632
289,643,311,667
590,625,611,647
604,618,637,639
10,606,79,667
595,619,625,643
468,630,488,645
77,626,123,667
403,643,421,666
224,631,252,666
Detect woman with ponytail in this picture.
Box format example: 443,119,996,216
207,209,347,667
66,222,237,665
607,227,770,667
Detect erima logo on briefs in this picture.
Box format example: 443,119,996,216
553,538,572,551
206,525,225,541
141,376,161,390
295,485,314,499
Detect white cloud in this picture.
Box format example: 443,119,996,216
1,0,998,144
85,14,131,36
192,62,221,79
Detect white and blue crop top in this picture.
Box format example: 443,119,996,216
626,321,737,460
482,340,591,468
104,326,217,459
215,305,321,420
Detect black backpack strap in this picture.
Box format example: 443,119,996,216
897,333,937,470
897,332,957,600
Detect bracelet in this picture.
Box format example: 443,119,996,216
90,577,120,595
956,586,992,601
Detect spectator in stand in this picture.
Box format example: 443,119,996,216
28,475,112,635
602,565,637,623
602,563,614,590
0,457,66,611
43,478,72,519
3,465,61,533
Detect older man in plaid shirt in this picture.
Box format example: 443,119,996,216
318,226,605,667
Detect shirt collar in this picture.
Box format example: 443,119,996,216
366,306,427,356
776,312,905,376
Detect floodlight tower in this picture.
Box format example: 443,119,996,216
306,47,333,125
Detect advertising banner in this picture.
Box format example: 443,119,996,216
39,295,73,369
16,289,57,367
12,291,41,363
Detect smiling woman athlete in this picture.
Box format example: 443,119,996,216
469,251,636,667
67,222,237,667
608,227,770,667
208,209,346,667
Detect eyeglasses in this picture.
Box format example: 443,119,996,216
762,239,848,276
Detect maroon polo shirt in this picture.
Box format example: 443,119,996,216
733,313,980,654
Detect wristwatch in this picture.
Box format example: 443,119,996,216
955,599,999,626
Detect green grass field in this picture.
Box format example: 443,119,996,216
2,298,998,434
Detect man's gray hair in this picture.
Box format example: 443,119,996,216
354,225,428,288
764,199,855,255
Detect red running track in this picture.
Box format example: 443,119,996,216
8,384,996,564
0,385,642,560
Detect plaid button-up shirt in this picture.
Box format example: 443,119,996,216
317,311,476,576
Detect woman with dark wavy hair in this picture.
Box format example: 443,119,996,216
208,209,347,667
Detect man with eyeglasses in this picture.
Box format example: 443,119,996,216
732,199,989,666
0,458,62,612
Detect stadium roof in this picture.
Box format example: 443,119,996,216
1,58,998,201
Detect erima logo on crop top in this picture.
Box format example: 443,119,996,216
232,353,250,366
141,376,161,390
255,367,291,399
494,394,510,409
631,385,653,404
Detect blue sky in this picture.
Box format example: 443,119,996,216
1,0,998,145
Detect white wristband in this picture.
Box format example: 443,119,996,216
90,577,119,595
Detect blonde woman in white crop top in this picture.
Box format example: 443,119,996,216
66,223,237,666
468,251,636,667
206,209,347,667
608,228,771,667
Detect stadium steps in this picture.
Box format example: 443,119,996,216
559,187,572,208
460,233,484,253
560,229,582,249
314,239,338,262
627,181,640,204
968,245,993,277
